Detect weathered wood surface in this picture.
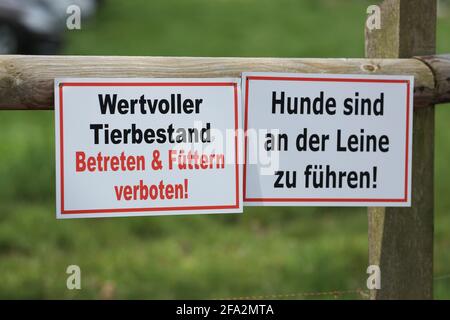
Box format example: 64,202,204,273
366,0,436,300
0,55,436,110
417,54,450,104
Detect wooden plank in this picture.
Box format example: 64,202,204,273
0,55,435,110
366,0,436,299
416,54,450,104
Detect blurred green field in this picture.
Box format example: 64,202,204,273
1,0,450,299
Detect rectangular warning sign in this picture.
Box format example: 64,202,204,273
55,78,242,218
242,73,413,207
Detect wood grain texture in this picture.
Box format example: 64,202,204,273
366,0,436,300
416,54,450,104
0,55,436,110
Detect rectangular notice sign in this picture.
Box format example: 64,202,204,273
243,72,413,207
55,78,242,218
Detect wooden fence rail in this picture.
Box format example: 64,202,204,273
418,54,450,104
1,55,449,110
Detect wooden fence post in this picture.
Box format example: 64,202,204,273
365,0,437,299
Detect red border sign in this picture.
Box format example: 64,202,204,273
243,76,411,203
59,82,240,214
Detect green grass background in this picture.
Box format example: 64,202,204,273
1,0,450,299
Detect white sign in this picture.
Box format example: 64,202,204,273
243,73,413,207
55,78,242,218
